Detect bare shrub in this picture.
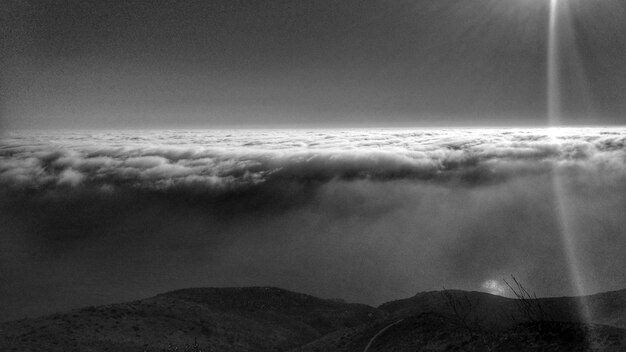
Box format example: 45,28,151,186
503,275,550,323
441,288,481,333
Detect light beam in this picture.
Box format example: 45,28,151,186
548,0,561,126
547,0,591,323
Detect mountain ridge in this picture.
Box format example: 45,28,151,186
2,286,626,351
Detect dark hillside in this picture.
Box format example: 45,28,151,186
0,287,383,352
295,313,626,352
380,289,626,330
2,287,625,352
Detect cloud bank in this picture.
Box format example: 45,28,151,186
1,128,625,191
1,128,625,321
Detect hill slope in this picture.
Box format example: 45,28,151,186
0,287,383,352
294,289,626,351
294,313,626,352
380,289,626,330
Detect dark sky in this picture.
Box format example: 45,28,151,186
2,0,626,129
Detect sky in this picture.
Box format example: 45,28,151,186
2,0,626,129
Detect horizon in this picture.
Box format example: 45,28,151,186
4,124,626,132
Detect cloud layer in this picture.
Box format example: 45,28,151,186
1,128,625,191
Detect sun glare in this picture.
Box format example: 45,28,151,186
482,280,507,296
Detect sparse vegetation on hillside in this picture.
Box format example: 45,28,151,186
504,275,550,323
2,286,626,352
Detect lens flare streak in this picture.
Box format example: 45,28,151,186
548,0,561,126
547,0,591,323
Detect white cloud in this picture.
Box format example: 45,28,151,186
0,128,624,191
57,168,84,187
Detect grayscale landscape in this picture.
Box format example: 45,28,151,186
1,0,625,350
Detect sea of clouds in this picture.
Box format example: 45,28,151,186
1,128,625,321
1,128,625,191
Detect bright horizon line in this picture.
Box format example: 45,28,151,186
3,124,625,133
